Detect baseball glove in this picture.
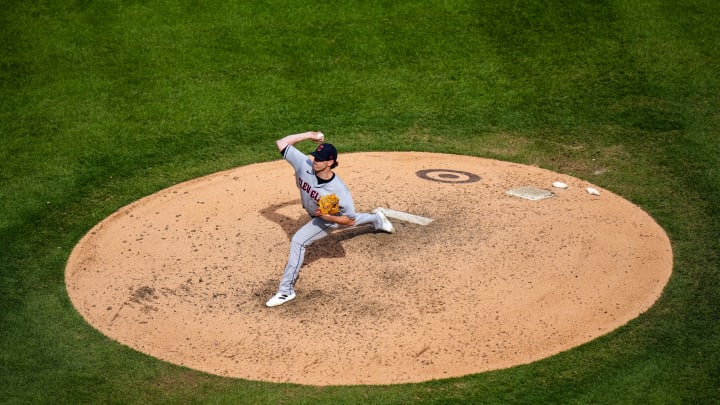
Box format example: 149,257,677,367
317,193,340,215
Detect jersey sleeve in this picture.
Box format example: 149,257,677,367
335,186,356,220
283,145,312,171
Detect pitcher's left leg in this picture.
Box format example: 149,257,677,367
267,218,335,307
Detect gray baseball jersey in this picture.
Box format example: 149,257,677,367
283,145,356,220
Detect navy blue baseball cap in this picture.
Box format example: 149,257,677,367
311,143,338,162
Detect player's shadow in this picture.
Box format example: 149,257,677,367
260,200,374,265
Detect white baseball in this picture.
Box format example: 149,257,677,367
317,132,324,141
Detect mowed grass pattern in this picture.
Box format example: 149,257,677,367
1,1,719,403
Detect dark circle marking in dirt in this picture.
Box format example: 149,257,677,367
416,169,481,184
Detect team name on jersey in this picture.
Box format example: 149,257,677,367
297,177,321,202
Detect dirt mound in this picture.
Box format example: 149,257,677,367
65,152,672,385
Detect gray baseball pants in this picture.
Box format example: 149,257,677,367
277,213,383,294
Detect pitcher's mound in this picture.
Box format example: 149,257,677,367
65,152,672,385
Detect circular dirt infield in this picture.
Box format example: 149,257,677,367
65,152,672,385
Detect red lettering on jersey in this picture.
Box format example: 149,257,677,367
297,177,321,201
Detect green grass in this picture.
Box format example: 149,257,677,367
2,0,719,403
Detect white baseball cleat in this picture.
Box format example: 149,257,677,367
373,209,396,234
266,291,296,307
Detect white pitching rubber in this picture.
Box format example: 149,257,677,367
374,207,433,226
